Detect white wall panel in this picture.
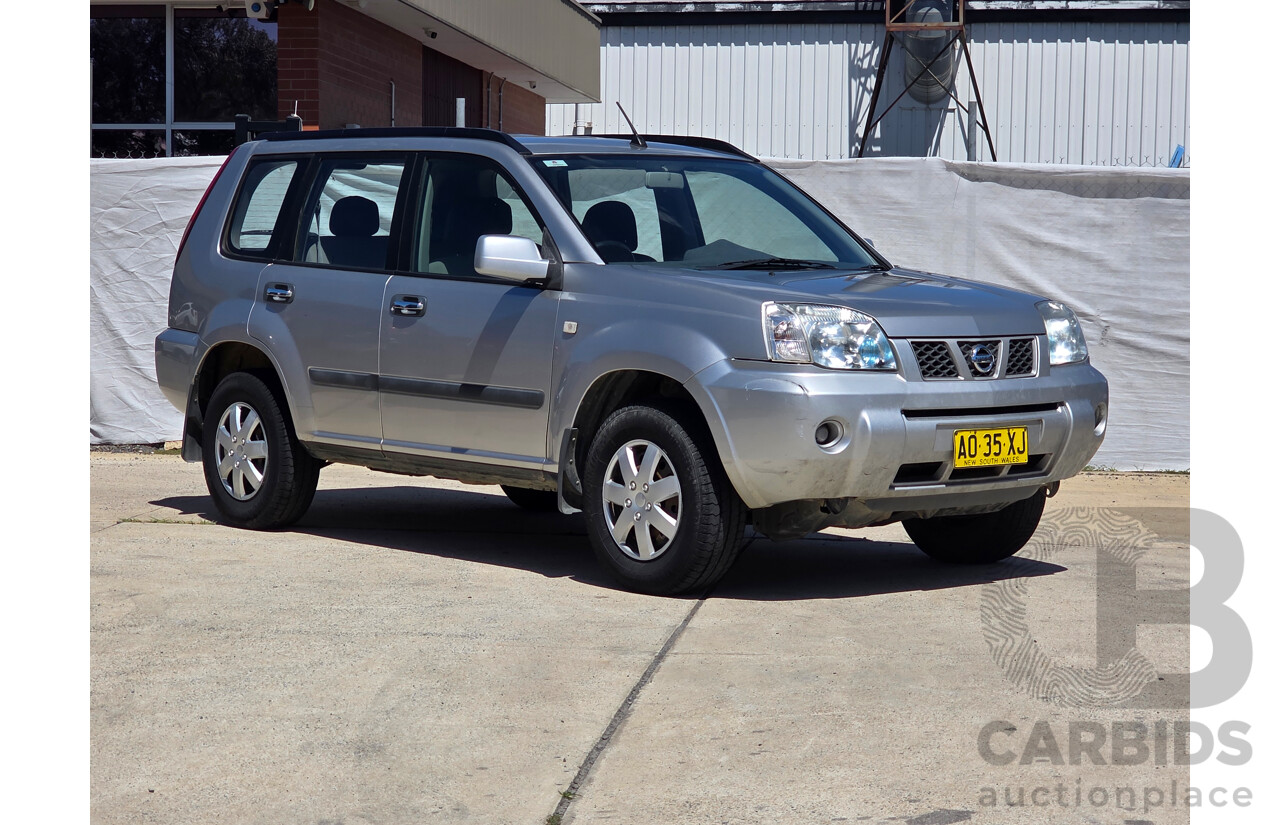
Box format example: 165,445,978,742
548,19,1190,166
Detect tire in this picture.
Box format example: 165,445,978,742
903,488,1046,564
201,372,320,529
583,403,747,595
500,485,560,512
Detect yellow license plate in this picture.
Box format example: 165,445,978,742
953,427,1029,468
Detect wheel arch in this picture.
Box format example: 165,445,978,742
186,340,299,458
561,368,719,509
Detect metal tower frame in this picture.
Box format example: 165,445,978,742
857,0,997,161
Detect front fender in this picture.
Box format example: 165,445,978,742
549,317,729,450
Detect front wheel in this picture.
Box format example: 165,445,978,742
903,489,1046,564
583,404,746,595
201,372,320,529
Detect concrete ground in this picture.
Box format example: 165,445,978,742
91,453,1191,825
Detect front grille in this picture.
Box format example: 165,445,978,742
1007,338,1036,376
906,336,1037,380
911,341,959,379
959,340,1001,379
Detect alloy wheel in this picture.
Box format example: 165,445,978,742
214,401,269,501
601,439,682,561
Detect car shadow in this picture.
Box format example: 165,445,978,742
151,485,1066,600
714,537,1063,600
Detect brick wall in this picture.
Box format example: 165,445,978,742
276,1,319,124
317,0,421,129
278,0,422,129
480,74,547,135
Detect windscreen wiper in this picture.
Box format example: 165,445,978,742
848,263,893,272
705,257,839,271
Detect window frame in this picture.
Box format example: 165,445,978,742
216,149,565,282
396,151,562,286
90,3,277,158
278,151,415,274
531,153,886,270
221,156,308,261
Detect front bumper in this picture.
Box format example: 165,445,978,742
686,355,1108,513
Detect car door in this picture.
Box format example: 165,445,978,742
247,153,409,449
378,153,560,470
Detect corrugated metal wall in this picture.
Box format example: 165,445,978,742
546,21,1190,165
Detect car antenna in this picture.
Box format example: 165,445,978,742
616,102,646,149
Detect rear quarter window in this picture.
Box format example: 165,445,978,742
225,159,299,258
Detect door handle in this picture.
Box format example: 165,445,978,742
265,283,294,303
391,296,425,317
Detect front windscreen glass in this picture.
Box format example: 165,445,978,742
531,155,881,270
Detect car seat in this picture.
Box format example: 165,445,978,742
319,196,390,269
581,201,655,263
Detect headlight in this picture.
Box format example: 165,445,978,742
762,302,897,370
1036,300,1089,365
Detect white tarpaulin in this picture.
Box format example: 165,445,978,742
90,155,1188,469
91,156,223,444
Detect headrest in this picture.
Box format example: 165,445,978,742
582,201,638,252
330,196,379,237
454,198,513,237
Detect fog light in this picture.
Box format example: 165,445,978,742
815,420,843,448
1094,402,1108,436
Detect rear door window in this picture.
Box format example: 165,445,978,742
225,159,299,258
292,156,409,271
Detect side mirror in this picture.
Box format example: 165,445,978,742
474,235,550,283
863,237,876,249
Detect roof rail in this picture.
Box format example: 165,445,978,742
258,126,532,155
587,133,758,161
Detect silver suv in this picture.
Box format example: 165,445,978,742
155,128,1108,595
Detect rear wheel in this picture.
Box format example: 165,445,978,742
500,485,559,512
583,403,746,595
201,372,320,529
903,489,1046,564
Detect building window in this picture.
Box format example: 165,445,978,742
91,4,277,158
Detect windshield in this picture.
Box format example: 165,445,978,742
530,154,882,270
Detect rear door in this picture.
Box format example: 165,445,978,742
246,153,409,448
378,152,560,469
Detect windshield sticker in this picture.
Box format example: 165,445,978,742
542,159,568,167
